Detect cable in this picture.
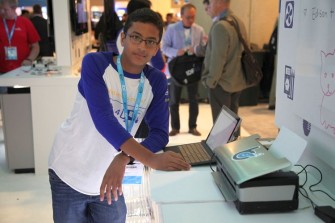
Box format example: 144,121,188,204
298,186,316,209
295,164,335,206
209,153,216,172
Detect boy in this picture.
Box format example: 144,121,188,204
48,8,190,223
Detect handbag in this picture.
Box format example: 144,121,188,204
168,54,204,86
222,17,263,87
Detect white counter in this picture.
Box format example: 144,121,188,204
0,66,80,174
149,166,324,223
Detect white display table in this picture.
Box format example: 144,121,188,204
0,67,79,174
149,166,324,223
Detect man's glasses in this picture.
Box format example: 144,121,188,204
125,33,159,48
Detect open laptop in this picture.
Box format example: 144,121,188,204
164,105,241,166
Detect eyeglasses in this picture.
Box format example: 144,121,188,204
125,33,159,48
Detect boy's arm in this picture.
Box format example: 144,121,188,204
100,137,191,204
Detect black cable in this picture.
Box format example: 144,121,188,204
295,164,316,209
298,186,316,209
209,153,216,172
295,164,335,204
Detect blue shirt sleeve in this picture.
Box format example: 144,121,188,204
78,52,132,151
140,66,169,153
150,49,165,70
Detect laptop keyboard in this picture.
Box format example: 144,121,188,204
179,143,211,164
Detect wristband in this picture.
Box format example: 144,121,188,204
121,151,135,164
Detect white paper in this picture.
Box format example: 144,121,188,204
269,126,307,168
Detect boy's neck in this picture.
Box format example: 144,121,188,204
114,55,144,75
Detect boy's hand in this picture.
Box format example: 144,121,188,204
149,151,191,171
99,153,129,205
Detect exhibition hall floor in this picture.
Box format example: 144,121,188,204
0,102,277,223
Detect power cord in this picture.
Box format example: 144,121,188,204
209,153,216,172
295,164,335,203
295,164,335,222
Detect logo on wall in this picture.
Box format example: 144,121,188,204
284,65,295,100
303,119,312,136
232,146,264,161
284,1,294,28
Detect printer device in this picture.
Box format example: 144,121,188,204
211,134,299,214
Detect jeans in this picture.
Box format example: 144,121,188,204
169,80,199,130
49,169,127,223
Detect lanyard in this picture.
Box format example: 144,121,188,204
183,27,192,47
116,55,145,133
3,17,16,46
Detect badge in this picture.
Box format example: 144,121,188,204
5,46,18,60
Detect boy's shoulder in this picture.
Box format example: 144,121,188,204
83,52,114,67
84,51,113,60
143,64,167,83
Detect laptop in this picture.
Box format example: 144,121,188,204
164,105,241,166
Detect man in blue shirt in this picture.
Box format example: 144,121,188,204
162,3,206,137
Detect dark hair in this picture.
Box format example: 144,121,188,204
202,0,209,4
127,0,151,15
33,4,42,14
21,9,29,15
124,8,163,42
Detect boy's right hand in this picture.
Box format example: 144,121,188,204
149,151,191,171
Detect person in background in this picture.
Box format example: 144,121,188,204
268,18,278,110
30,4,53,57
201,0,247,136
121,12,127,25
0,0,40,74
162,3,206,136
48,8,190,223
20,9,30,18
94,0,123,53
164,12,174,29
203,0,218,21
94,11,122,52
188,0,213,57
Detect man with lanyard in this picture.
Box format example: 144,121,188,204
0,0,40,74
162,3,206,137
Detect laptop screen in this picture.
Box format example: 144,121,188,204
206,106,240,151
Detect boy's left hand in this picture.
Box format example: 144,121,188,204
99,153,129,205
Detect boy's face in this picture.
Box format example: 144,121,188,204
121,22,160,71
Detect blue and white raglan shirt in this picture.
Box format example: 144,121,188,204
48,52,169,195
